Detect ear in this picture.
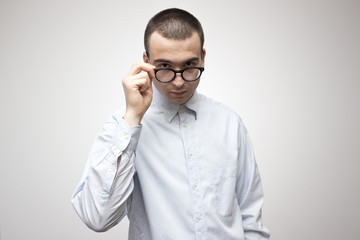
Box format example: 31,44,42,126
201,48,206,66
143,51,149,63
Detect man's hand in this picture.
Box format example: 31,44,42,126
122,62,155,126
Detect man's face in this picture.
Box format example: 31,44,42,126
144,31,205,105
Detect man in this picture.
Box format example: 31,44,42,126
72,8,270,240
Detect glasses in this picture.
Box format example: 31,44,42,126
154,67,205,83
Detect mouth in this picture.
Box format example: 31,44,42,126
170,91,186,97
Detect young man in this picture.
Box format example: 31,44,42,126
72,8,270,240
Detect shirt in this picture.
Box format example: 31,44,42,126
71,88,270,240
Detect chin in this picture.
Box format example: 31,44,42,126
168,97,187,105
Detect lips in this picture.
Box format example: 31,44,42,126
170,91,186,97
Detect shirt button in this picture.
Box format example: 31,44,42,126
196,214,202,220
189,151,193,156
183,123,188,127
124,133,129,139
193,182,198,187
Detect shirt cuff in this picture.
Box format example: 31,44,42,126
110,118,142,156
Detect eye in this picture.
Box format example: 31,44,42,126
184,62,194,67
159,63,169,68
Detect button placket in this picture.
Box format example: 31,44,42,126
178,110,208,239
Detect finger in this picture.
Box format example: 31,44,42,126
136,70,150,78
132,77,152,93
123,68,152,87
137,71,153,83
129,62,155,79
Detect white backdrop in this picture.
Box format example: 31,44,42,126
1,0,359,239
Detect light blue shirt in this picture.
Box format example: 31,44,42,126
72,88,270,240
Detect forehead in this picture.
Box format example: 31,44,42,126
148,32,202,62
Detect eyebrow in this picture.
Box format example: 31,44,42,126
152,57,200,65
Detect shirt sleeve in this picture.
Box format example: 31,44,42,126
71,109,142,232
236,120,271,239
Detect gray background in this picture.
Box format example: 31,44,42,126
1,0,359,239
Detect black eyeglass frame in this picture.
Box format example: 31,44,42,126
154,67,205,83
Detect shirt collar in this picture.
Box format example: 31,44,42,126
153,87,199,122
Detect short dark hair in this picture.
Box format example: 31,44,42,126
144,8,204,55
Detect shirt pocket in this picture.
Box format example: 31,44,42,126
211,166,237,217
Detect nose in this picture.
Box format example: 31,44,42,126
171,72,185,88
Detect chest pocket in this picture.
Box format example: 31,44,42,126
211,166,238,217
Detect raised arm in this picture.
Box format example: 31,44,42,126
71,62,155,232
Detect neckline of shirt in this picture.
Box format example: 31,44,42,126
152,87,199,122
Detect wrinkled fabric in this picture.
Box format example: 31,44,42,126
71,88,270,240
